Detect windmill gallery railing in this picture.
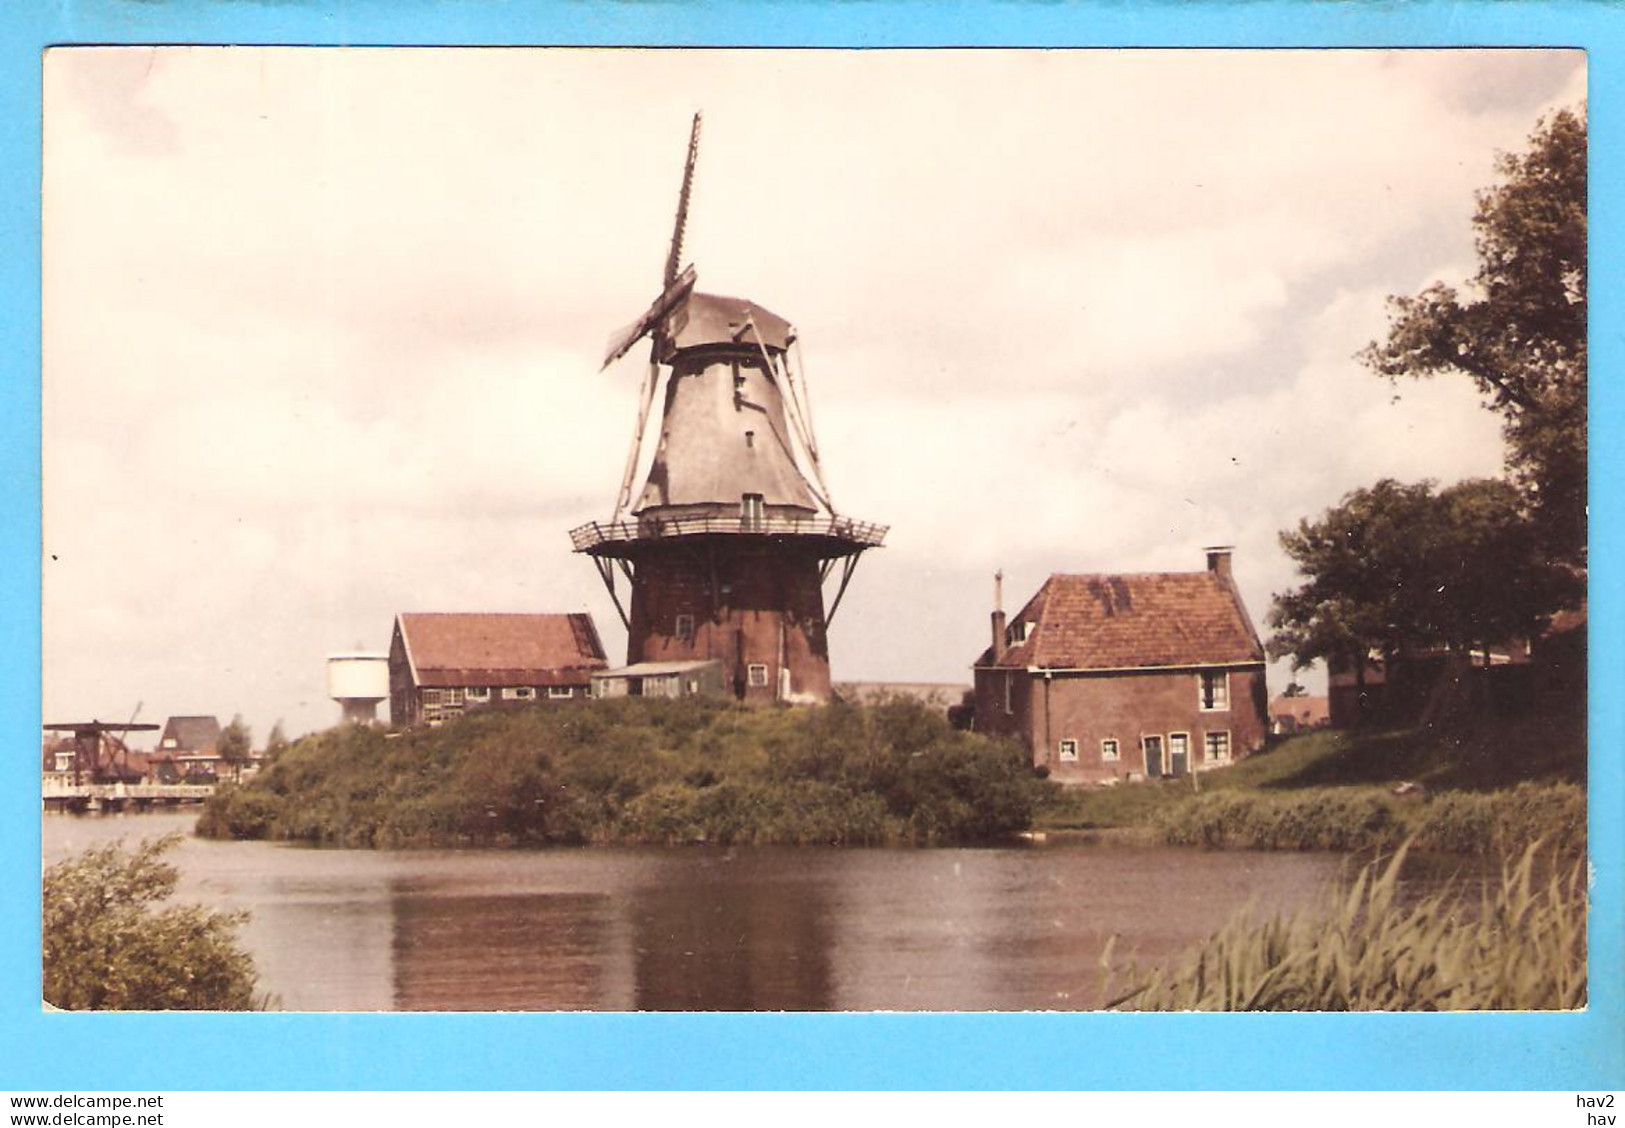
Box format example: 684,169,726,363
570,513,889,554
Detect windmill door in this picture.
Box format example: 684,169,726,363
1143,735,1164,778
1168,733,1190,778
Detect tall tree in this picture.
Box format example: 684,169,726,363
1267,479,1438,686
217,714,252,782
1360,107,1587,566
264,720,289,762
1268,478,1578,722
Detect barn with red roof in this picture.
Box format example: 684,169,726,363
389,612,608,727
972,548,1268,785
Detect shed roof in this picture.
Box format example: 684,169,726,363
396,613,608,688
594,659,724,678
976,571,1264,670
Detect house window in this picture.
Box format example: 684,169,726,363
547,686,573,700
748,663,769,688
675,613,695,642
741,493,765,530
1058,739,1078,762
501,687,536,701
466,686,490,703
1101,738,1120,762
1204,731,1232,762
1006,621,1032,646
1199,671,1230,711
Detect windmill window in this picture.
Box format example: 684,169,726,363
744,430,755,449
748,663,769,688
675,613,695,642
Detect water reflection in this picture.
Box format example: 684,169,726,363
628,854,834,1010
47,812,1487,1012
391,889,622,1011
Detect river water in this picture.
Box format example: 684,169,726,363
45,811,1464,1012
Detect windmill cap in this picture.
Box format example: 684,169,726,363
663,292,795,357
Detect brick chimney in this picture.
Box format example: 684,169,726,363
991,570,1007,662
1205,545,1234,581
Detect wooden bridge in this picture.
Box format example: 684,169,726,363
42,780,215,813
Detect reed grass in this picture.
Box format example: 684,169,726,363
1106,842,1587,1011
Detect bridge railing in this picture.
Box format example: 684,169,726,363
570,513,888,552
43,781,217,800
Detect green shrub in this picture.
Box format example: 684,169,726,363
1110,842,1586,1011
197,697,1038,848
44,835,262,1011
1156,782,1584,856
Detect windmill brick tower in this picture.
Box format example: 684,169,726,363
570,115,885,704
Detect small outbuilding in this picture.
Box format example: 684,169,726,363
1269,693,1330,735
972,548,1269,785
591,659,727,700
389,612,609,727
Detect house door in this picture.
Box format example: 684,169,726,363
1168,733,1190,778
1143,735,1164,778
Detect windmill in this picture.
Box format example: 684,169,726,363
570,114,887,704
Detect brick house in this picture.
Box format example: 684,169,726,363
389,612,609,727
155,714,224,780
972,549,1268,785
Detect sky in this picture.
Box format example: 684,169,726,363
41,48,1585,745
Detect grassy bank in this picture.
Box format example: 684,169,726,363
1109,842,1586,1011
1035,708,1586,855
198,697,1044,848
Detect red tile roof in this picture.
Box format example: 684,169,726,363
978,571,1263,670
396,613,608,688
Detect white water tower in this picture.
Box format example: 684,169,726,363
327,652,389,725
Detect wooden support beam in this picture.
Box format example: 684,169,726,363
825,554,862,626
594,557,631,629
